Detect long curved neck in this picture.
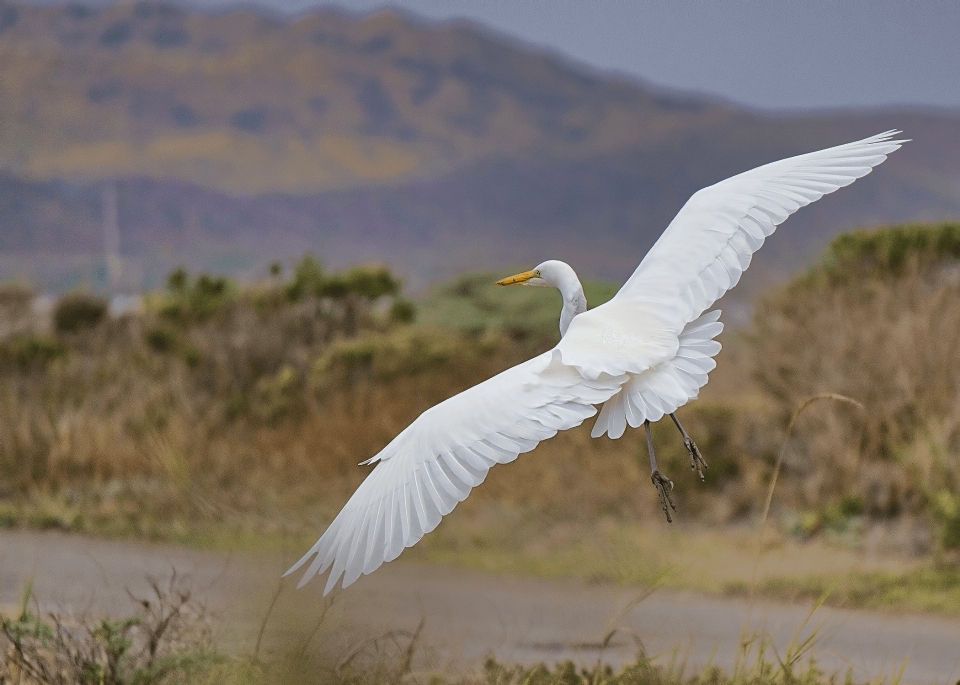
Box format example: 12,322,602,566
532,260,587,338
558,279,586,338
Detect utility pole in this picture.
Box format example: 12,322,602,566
103,180,121,290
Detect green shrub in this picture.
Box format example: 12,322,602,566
251,365,302,423
145,326,178,352
283,257,402,302
179,345,201,368
389,297,416,324
792,221,960,292
283,254,325,301
53,292,108,333
166,266,188,293
313,328,466,387
188,274,230,319
827,221,960,275
157,268,233,323
340,264,401,300
0,334,66,368
931,490,960,550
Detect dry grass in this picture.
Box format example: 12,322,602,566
749,226,960,548
0,261,759,545
1,224,960,599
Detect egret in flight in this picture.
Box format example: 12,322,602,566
287,131,905,594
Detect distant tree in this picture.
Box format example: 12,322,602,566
166,267,188,293
284,255,325,301
159,267,232,323
342,265,401,300
389,297,416,324
53,293,108,333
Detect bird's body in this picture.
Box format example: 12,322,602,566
287,131,906,594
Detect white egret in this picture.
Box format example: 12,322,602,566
287,131,905,594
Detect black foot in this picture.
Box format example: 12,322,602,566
684,437,708,482
651,470,676,523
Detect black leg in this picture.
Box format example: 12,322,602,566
645,419,676,522
670,412,707,482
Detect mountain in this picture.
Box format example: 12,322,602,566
0,0,723,192
1,0,959,293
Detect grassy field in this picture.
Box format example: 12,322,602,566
2,224,960,617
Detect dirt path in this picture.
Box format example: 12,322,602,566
2,529,959,684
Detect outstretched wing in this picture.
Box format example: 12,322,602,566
614,130,907,327
286,351,626,594
557,131,905,436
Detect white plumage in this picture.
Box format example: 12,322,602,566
286,131,905,594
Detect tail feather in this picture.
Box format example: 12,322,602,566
591,310,723,438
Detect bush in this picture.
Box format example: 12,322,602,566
283,255,325,301
313,328,466,387
145,326,178,353
793,221,960,291
0,334,66,368
388,297,416,324
251,365,302,423
931,490,960,550
53,292,108,333
166,266,188,293
340,264,401,300
828,221,960,274
156,269,233,323
283,257,402,302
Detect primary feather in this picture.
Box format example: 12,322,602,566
287,131,905,593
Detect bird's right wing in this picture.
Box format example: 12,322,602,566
615,130,906,329
285,350,626,594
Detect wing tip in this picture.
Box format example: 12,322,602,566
867,129,909,152
284,541,321,579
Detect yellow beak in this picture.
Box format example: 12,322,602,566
494,269,539,286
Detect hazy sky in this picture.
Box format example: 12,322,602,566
163,0,960,111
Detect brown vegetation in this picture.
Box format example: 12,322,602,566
1,224,960,557
749,222,960,549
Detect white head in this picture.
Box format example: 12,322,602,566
495,260,587,337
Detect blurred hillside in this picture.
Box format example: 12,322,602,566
1,0,959,291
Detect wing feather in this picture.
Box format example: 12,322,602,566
363,501,386,575
286,351,626,592
614,131,906,328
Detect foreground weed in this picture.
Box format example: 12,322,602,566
0,574,218,685
2,574,903,685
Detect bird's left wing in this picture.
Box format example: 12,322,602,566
614,130,907,329
555,131,905,382
285,350,626,593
